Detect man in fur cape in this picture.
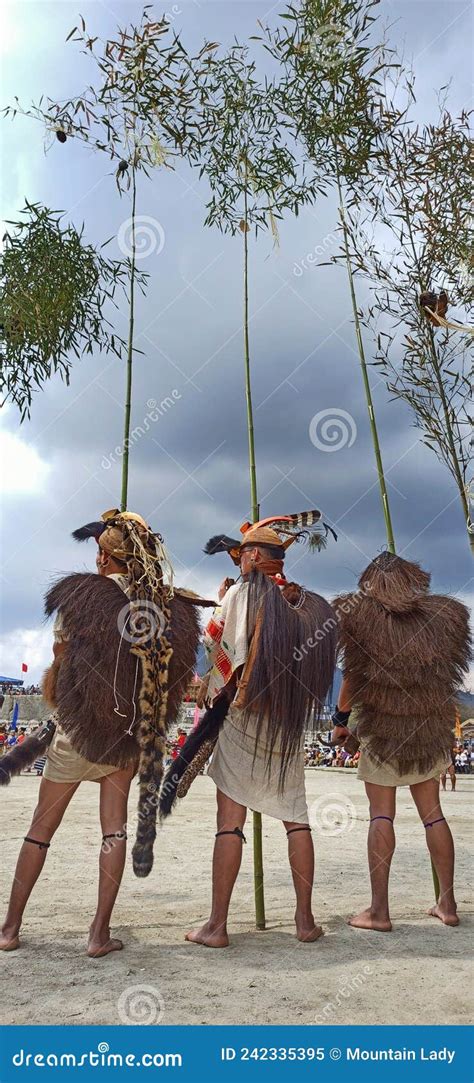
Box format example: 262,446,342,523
0,509,208,957
183,510,337,948
331,551,471,932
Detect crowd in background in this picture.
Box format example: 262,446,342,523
304,744,361,769
0,684,43,696
1,716,473,780
454,748,473,773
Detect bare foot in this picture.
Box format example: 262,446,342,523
428,904,459,927
296,923,323,943
349,907,392,932
295,912,324,943
87,927,123,958
185,922,229,948
0,930,20,952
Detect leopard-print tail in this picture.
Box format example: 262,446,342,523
132,649,172,877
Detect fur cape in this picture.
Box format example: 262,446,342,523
160,572,338,811
332,560,471,776
44,573,213,869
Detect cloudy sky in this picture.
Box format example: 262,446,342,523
1,0,472,685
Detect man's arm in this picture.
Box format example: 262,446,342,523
217,577,236,602
331,675,354,745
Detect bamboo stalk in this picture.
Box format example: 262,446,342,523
243,180,259,524
243,166,266,930
120,165,137,512
335,160,396,554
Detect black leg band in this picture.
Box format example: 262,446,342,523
286,826,312,837
24,836,50,850
424,817,446,829
102,832,127,843
215,827,246,843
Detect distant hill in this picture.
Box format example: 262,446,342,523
457,690,474,707
457,690,474,723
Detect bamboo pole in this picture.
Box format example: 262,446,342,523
120,165,137,512
243,170,266,930
335,163,396,554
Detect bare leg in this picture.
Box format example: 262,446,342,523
410,777,458,926
440,772,447,791
0,778,79,950
349,783,395,932
87,765,135,958
283,823,322,942
186,790,247,948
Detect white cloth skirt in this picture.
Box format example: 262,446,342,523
357,743,450,787
208,704,309,824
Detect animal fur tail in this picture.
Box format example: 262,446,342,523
159,694,230,818
131,654,170,879
0,721,56,786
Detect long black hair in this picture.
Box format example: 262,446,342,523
241,570,337,789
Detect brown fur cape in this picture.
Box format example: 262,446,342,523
44,573,213,869
160,571,338,809
332,553,471,776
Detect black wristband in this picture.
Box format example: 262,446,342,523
332,707,352,726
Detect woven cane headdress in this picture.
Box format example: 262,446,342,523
204,509,337,565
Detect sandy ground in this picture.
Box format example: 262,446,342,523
1,769,472,1027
